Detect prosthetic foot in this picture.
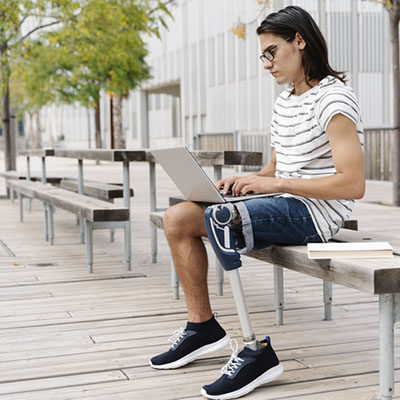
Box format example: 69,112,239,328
204,203,258,350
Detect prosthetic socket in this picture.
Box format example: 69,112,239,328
204,203,242,271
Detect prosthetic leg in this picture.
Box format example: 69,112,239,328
204,204,258,350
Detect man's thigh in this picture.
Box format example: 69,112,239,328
235,197,322,251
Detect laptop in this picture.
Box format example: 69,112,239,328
151,147,281,203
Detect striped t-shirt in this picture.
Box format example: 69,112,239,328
270,75,364,242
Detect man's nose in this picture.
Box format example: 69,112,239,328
263,58,273,70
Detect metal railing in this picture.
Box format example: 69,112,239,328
363,127,395,181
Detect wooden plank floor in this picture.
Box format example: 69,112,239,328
1,160,400,399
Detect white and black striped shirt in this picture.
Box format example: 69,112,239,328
270,75,364,242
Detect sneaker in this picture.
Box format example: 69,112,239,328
200,336,283,399
150,315,230,369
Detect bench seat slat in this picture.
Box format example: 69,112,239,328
60,179,133,200
1,171,63,184
7,180,129,222
150,210,400,295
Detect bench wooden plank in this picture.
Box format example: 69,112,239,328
36,188,129,222
6,180,53,198
145,150,263,166
149,211,400,295
0,171,63,184
18,149,55,157
59,179,134,200
53,149,146,162
7,181,129,222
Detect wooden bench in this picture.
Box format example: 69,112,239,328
59,178,133,200
150,209,400,399
59,179,134,242
0,170,63,185
7,179,129,273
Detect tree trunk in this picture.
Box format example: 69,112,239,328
95,97,102,149
390,13,400,206
112,94,125,149
2,82,15,171
32,109,42,149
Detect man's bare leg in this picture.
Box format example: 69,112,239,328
163,201,212,323
150,201,230,370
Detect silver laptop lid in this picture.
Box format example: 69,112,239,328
151,147,225,203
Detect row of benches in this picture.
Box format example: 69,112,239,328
6,179,130,273
3,149,262,273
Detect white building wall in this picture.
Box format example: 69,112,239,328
36,0,395,148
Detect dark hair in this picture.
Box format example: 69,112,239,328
256,6,346,86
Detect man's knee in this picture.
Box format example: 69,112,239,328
163,202,204,238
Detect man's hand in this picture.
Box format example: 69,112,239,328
231,175,279,196
215,176,242,195
216,174,280,196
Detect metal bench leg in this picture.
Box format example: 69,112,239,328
79,217,85,244
25,197,32,212
323,280,333,321
274,265,284,326
151,227,158,264
110,229,115,242
149,161,158,264
215,259,224,296
47,204,54,245
43,204,49,241
124,221,132,271
85,219,94,273
380,293,395,400
18,193,24,222
171,259,179,300
228,269,257,348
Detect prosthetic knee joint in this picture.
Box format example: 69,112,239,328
203,203,241,271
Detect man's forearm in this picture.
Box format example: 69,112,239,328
255,160,276,178
277,172,365,200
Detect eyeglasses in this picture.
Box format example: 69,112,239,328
259,37,292,63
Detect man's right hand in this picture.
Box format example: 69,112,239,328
215,176,243,196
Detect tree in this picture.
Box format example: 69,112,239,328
11,40,61,147
0,0,77,170
36,0,174,149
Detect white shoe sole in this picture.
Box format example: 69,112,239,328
200,363,284,399
149,334,231,370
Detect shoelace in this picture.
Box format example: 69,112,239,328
168,327,186,348
220,338,244,377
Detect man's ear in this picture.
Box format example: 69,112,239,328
295,32,306,50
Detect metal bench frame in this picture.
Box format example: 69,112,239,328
7,180,129,273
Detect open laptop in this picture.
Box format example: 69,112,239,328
151,147,281,203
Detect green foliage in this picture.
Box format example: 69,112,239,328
8,0,175,111
0,0,80,104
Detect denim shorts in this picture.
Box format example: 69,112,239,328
233,197,323,254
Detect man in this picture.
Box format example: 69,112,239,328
150,6,365,399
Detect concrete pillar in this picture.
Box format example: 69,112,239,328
137,90,149,148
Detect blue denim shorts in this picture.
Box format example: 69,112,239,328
233,197,323,254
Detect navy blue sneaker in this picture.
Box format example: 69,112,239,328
150,315,230,369
201,336,283,399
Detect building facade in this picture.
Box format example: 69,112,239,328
36,0,394,150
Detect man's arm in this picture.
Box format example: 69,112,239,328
255,149,277,178
231,114,365,200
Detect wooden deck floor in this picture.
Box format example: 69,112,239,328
1,161,400,399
